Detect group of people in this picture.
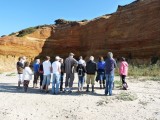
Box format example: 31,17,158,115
16,52,129,96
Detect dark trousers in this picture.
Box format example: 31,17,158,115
60,73,64,91
39,73,43,86
121,75,126,84
65,73,74,88
23,80,30,92
33,72,39,84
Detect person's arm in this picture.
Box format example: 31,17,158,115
73,58,78,66
50,62,52,73
58,63,61,73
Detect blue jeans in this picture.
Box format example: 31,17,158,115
52,73,60,94
42,74,51,86
78,76,84,89
105,74,114,95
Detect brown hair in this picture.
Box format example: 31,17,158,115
99,56,104,61
24,61,30,67
45,56,50,60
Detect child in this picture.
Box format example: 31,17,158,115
76,61,86,91
119,57,128,90
23,62,33,92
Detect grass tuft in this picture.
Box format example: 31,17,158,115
116,92,137,101
6,73,16,76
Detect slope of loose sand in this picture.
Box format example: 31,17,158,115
0,73,160,120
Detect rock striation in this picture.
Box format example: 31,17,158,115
0,0,160,71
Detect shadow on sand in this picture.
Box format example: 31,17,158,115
0,83,107,96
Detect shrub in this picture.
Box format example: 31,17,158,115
8,32,16,36
128,64,160,77
1,35,6,37
17,27,36,37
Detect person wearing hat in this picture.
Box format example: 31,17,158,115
64,52,78,93
51,56,61,94
76,60,86,91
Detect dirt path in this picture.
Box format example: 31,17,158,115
0,73,160,120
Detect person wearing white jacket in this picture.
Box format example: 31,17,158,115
23,62,33,92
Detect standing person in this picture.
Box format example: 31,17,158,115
78,56,86,83
52,56,61,94
16,57,24,88
39,61,44,91
60,58,65,92
42,56,52,93
64,53,78,93
23,62,33,92
86,56,97,93
119,57,129,90
33,59,40,88
105,52,117,96
97,56,106,89
76,61,86,91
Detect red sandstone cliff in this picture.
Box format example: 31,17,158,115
0,0,160,71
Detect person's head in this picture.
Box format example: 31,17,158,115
24,61,30,67
22,56,27,62
45,56,50,61
55,56,61,61
121,57,125,61
18,57,23,62
69,52,74,58
90,56,94,61
60,58,63,63
107,52,113,58
79,56,83,60
36,59,40,63
99,56,104,62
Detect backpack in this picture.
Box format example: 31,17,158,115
78,67,83,76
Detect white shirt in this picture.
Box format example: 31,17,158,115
23,67,33,81
52,61,61,74
78,59,86,66
43,60,51,75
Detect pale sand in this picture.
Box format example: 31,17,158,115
0,73,160,120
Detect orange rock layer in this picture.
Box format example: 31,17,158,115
0,0,160,71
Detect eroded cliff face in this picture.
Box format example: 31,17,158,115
0,0,160,71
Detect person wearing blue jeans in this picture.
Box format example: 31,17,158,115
105,74,114,95
105,52,117,96
77,62,86,91
78,76,84,91
52,56,61,94
52,73,60,94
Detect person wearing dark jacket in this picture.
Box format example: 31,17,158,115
105,52,117,96
86,56,97,92
76,61,86,91
60,58,65,91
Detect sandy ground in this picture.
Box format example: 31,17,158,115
0,73,160,120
